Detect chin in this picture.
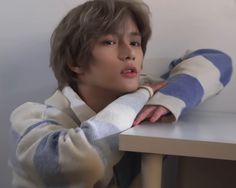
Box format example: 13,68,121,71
115,81,139,94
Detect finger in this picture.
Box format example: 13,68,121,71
133,107,154,126
149,106,169,123
133,106,156,126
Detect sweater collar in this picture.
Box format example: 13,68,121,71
45,86,96,123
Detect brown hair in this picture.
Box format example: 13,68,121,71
50,0,152,90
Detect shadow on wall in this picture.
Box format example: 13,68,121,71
0,38,56,188
142,58,172,78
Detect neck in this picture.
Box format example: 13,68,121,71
76,84,120,113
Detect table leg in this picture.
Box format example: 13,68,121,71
141,153,163,188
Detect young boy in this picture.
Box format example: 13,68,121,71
10,0,232,187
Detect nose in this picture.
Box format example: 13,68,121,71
118,43,135,62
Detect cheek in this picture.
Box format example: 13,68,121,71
92,53,120,73
137,51,144,68
91,63,119,81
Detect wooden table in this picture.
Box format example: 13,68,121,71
119,111,236,188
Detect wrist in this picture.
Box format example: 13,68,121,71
138,85,154,98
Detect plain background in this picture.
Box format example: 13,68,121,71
0,0,235,187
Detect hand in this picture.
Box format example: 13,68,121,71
133,105,170,126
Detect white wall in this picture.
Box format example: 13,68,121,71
0,0,235,187
143,0,236,113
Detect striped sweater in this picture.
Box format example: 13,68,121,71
10,49,233,188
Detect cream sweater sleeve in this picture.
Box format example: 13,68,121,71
10,88,150,188
144,49,233,121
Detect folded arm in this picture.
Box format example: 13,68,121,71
10,88,152,187
135,49,233,124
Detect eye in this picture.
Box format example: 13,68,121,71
102,40,116,46
130,41,141,47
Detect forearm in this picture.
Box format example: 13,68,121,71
81,88,151,142
148,49,233,120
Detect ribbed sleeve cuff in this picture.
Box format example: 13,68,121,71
147,92,186,121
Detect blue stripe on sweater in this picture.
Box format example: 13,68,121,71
18,120,60,144
160,74,204,109
163,49,233,86
184,49,233,86
34,131,68,187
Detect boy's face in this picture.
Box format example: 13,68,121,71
79,16,143,96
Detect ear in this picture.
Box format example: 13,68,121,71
68,63,84,74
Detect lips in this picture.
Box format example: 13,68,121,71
120,66,138,78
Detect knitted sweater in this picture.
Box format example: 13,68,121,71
10,49,233,188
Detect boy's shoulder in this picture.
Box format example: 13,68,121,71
10,89,79,131
10,102,47,123
10,102,49,135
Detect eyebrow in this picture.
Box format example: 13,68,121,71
129,32,141,37
105,31,141,39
